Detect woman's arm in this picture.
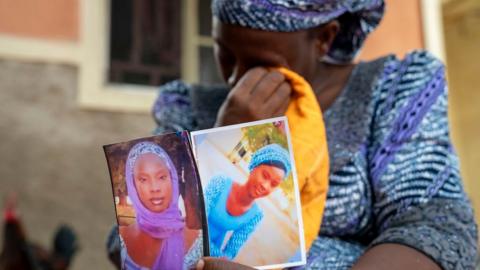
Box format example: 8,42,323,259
352,243,440,270
357,51,477,269
204,176,227,215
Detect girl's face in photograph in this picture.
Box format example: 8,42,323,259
246,164,285,199
134,153,173,213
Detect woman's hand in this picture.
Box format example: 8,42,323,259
215,67,292,127
195,257,255,270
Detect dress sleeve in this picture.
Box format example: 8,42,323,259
186,175,229,270
203,175,228,257
152,80,197,134
216,211,264,260
204,175,229,214
368,51,478,270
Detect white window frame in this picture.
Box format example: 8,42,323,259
420,0,447,62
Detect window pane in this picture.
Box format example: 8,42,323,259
198,0,212,36
109,0,182,86
110,0,133,62
199,46,223,84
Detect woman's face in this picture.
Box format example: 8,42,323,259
246,164,285,199
133,153,173,213
212,19,324,87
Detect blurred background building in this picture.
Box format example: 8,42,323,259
0,0,478,269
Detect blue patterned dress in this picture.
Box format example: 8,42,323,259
205,175,263,260
152,51,478,270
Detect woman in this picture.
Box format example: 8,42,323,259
120,141,185,270
205,143,291,260
153,1,478,269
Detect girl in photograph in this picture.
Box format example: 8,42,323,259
204,143,291,260
119,141,185,270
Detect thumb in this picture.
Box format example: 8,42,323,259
196,257,255,270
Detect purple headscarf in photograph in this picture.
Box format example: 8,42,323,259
125,141,184,270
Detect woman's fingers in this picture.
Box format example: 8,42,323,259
250,70,285,101
273,95,291,117
231,67,268,98
214,67,293,126
196,258,205,270
267,81,292,116
196,257,255,270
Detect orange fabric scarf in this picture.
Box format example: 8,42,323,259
278,67,330,250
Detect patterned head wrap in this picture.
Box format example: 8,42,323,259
212,0,385,63
125,141,184,270
248,144,291,178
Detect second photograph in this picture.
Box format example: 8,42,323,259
191,117,305,270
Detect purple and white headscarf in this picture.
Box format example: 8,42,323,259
212,0,385,64
125,141,184,270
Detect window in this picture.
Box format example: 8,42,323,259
72,0,226,112
197,0,223,84
108,0,222,87
109,0,182,86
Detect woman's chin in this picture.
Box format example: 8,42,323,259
147,204,167,213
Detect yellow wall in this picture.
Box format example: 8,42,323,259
443,0,480,224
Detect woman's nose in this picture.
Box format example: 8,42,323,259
260,181,270,193
151,179,162,192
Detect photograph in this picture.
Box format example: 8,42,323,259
191,117,306,269
103,132,207,270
